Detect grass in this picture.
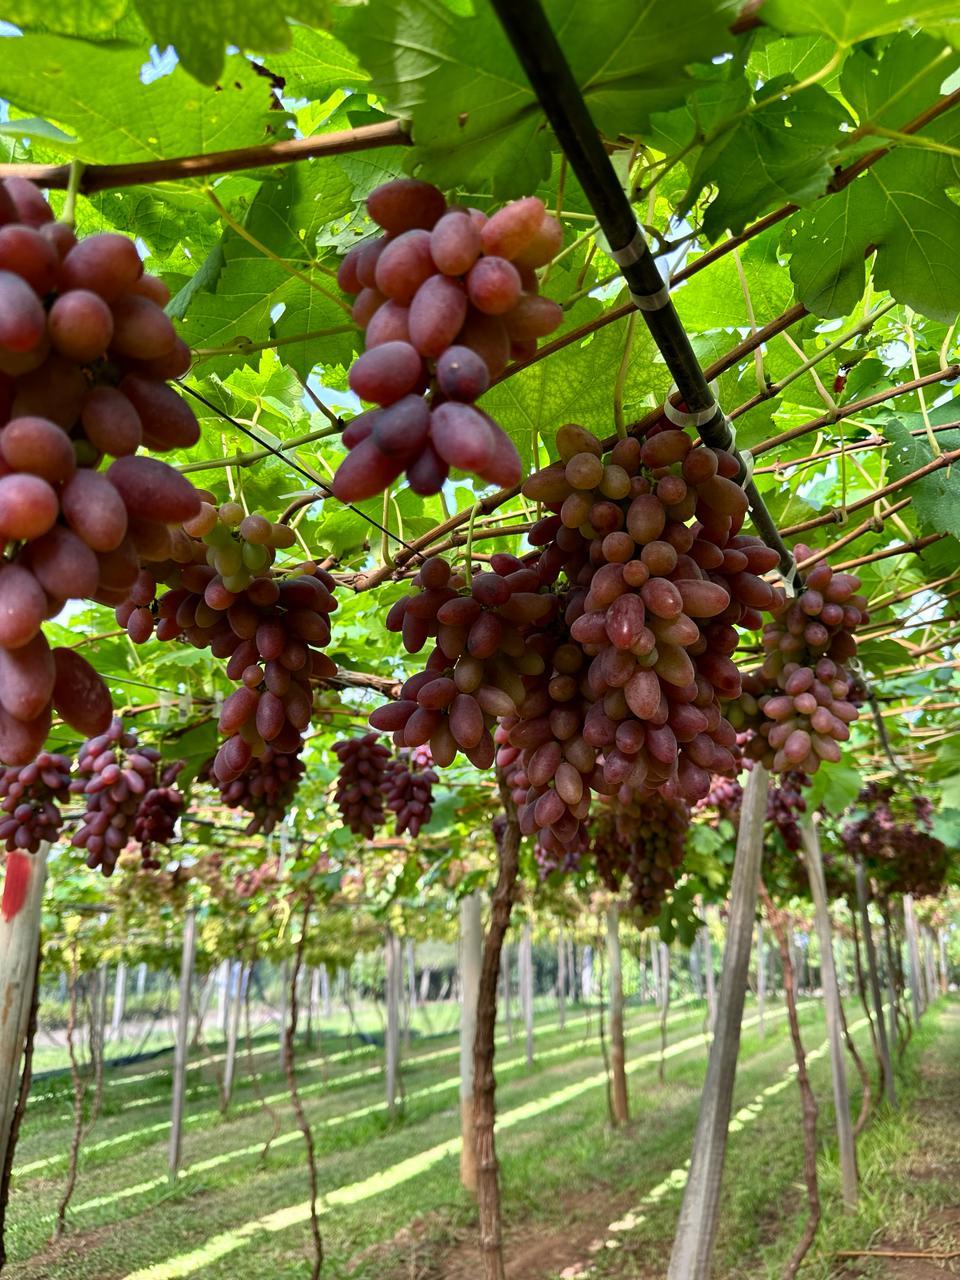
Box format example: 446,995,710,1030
9,994,955,1280
5,993,805,1279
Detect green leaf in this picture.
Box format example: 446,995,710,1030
787,155,960,322
179,163,356,376
759,0,960,47
133,0,330,85
881,413,960,539
806,762,861,815
689,84,851,239
335,0,738,196
260,23,370,98
478,298,662,471
0,37,287,164
841,32,959,134
0,0,130,35
0,116,76,144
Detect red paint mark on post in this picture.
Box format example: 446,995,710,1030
1,850,31,922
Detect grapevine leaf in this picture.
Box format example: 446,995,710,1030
259,24,370,97
0,37,287,163
759,0,960,47
688,84,852,239
841,31,960,133
0,0,130,35
881,411,960,539
805,761,861,813
478,299,661,472
786,143,960,322
335,0,739,196
133,0,330,85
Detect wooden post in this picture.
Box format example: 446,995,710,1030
756,921,766,1039
581,943,593,1003
855,862,895,1107
0,847,47,1186
520,921,534,1067
651,931,662,1007
567,937,577,1003
168,908,196,1182
939,929,949,995
667,763,768,1280
606,904,629,1124
658,941,670,1085
703,910,717,1035
557,932,566,1029
923,930,936,1007
903,894,923,1022
111,962,127,1040
802,818,858,1210
216,959,229,1035
385,930,401,1120
880,909,899,1057
459,893,483,1191
222,961,244,1107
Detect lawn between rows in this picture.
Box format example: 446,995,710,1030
5,993,824,1280
581,996,960,1280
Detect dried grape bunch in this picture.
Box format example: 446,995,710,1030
116,505,338,783
206,746,305,835
735,543,866,775
383,745,438,837
591,789,690,920
133,760,186,868
0,178,205,762
333,179,563,500
0,750,72,852
333,733,390,838
70,718,162,875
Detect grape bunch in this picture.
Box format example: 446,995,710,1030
499,422,784,858
206,746,305,836
842,784,948,898
70,718,163,875
591,789,690,920
0,750,72,852
333,178,563,500
369,419,790,864
333,733,391,838
383,745,438,837
767,770,809,852
133,760,186,868
695,773,743,825
734,543,866,774
0,177,206,763
115,505,338,783
369,552,554,768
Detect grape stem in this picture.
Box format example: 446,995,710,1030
61,160,86,228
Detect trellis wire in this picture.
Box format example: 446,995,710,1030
179,384,422,561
